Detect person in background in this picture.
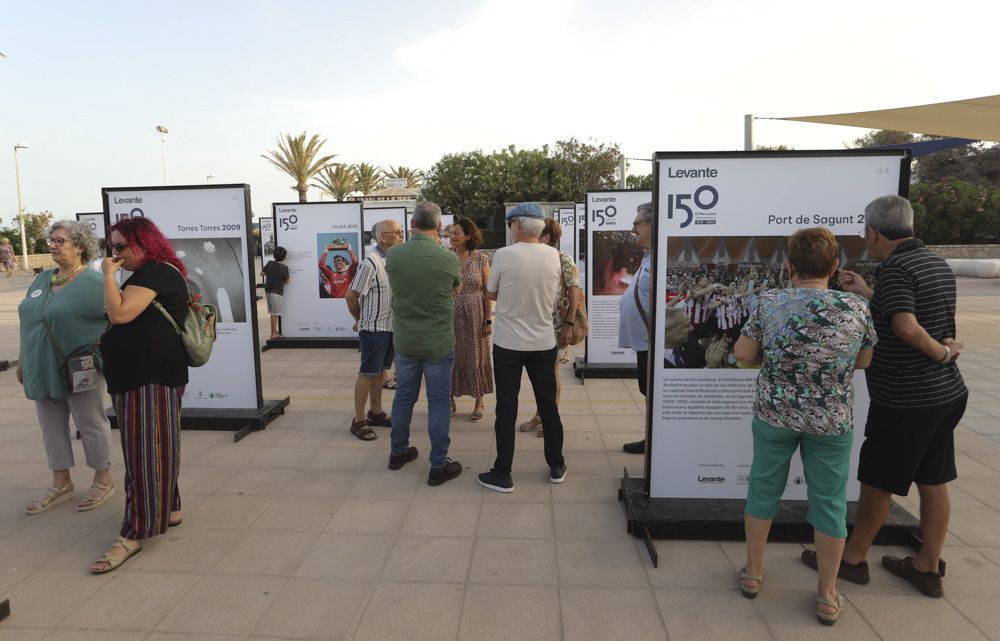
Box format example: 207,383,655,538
261,245,289,339
0,237,15,277
734,227,876,626
385,202,464,486
620,203,654,455
346,220,403,440
17,221,114,516
806,195,968,599
478,202,567,493
518,217,579,438
448,218,493,421
89,239,108,272
92,217,189,573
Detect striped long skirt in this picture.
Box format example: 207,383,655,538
112,383,183,540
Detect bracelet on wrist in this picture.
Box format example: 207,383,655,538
939,345,951,363
563,320,574,326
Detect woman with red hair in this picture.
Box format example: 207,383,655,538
92,217,188,573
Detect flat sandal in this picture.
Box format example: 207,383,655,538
738,567,764,598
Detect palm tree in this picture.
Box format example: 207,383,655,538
312,164,358,202
353,163,384,195
386,165,425,189
261,132,336,202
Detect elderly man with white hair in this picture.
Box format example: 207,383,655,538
478,202,567,493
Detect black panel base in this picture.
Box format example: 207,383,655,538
108,397,290,442
263,337,359,351
0,360,11,372
573,357,636,380
619,474,920,547
0,598,9,621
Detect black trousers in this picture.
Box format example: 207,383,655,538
636,350,648,397
491,344,565,477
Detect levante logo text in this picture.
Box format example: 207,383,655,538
698,476,726,484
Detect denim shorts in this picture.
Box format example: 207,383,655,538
359,330,394,376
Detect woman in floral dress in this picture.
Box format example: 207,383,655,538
449,219,493,420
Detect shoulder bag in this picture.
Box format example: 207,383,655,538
151,262,218,367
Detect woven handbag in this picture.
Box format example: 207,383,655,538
152,263,218,367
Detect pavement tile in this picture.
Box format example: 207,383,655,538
381,535,474,583
294,532,394,580
851,592,991,641
477,502,554,539
468,537,558,585
247,495,339,532
155,574,287,635
210,530,317,576
655,588,775,641
557,538,648,588
354,581,465,641
60,570,199,630
753,590,880,640
553,503,629,540
252,577,372,640
323,498,409,534
177,493,271,530
458,585,560,641
561,587,668,641
400,500,480,537
2,568,111,627
126,527,243,573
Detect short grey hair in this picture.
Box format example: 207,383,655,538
372,219,383,236
516,216,545,237
412,202,441,231
48,220,98,263
636,202,654,222
865,195,914,240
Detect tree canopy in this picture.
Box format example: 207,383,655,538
421,138,621,245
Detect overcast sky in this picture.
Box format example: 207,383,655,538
2,0,997,220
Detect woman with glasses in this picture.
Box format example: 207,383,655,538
91,217,189,573
17,221,115,516
448,219,493,420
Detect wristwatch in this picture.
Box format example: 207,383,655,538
483,319,492,326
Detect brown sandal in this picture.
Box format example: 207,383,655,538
350,418,377,441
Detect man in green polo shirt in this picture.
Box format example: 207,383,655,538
385,201,463,486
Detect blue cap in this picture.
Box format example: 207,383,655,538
505,202,545,221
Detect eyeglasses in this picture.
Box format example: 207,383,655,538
381,230,404,236
46,237,69,246
506,218,518,229
110,242,130,253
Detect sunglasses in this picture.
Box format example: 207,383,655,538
46,237,69,246
506,219,518,229
110,242,130,253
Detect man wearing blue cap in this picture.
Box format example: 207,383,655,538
478,202,568,492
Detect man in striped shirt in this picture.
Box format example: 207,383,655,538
807,195,967,598
345,219,404,441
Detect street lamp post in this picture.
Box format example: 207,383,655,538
13,142,29,270
155,125,169,184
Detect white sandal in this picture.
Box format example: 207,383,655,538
25,483,74,515
91,537,142,574
77,481,115,512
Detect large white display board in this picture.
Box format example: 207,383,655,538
76,213,107,247
103,185,261,410
404,212,452,241
585,190,651,366
361,206,406,257
574,203,586,279
648,151,909,499
273,202,362,338
258,216,275,286
557,207,575,257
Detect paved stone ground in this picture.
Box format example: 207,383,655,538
0,270,998,641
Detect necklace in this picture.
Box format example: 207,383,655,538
51,264,85,286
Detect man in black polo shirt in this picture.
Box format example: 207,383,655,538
804,195,967,598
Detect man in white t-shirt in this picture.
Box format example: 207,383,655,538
477,202,567,493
